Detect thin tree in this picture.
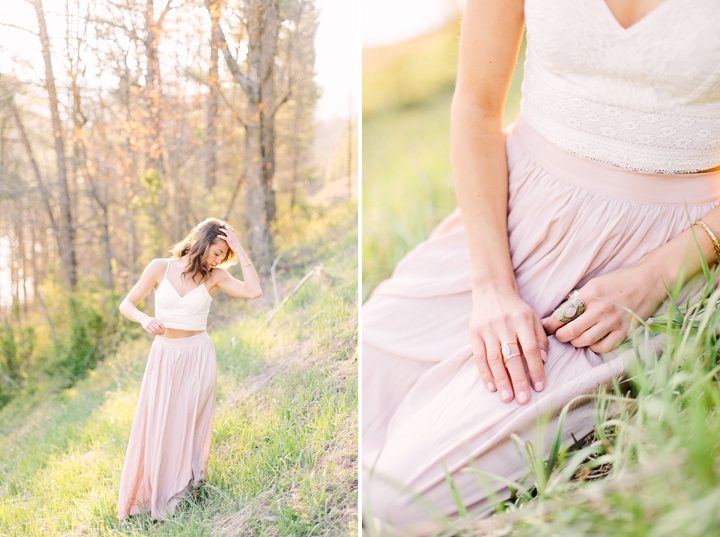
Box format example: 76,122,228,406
29,0,78,290
210,0,292,268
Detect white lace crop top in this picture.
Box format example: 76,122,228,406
154,259,213,331
521,0,720,173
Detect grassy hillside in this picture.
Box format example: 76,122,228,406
0,201,358,536
361,19,525,301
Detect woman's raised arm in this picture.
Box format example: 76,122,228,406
451,0,548,404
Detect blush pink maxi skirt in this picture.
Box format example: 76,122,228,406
117,331,217,520
362,115,720,533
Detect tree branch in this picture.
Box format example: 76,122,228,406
185,68,247,126
158,0,184,25
270,87,291,118
10,101,59,236
0,23,38,36
215,25,252,95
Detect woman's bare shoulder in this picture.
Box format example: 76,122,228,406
141,258,171,286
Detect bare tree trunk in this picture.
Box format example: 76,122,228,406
11,213,19,311
30,222,57,344
127,201,136,286
205,0,221,190
11,104,63,263
70,66,115,292
214,0,284,270
30,0,78,290
17,203,27,314
260,0,280,226
143,0,164,175
290,99,301,208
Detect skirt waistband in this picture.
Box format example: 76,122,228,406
154,331,210,346
508,115,720,205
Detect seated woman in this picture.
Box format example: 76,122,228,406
362,0,720,533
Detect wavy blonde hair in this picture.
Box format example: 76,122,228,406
169,217,239,283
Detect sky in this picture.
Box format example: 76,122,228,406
314,0,360,121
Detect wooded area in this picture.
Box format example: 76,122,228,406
0,0,351,406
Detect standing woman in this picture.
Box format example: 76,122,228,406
117,217,261,520
363,0,720,533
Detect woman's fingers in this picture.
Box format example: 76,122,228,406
554,306,596,343
471,339,496,392
517,323,546,393
534,316,549,363
503,352,531,404
569,321,608,348
589,330,626,354
485,339,514,403
144,319,166,335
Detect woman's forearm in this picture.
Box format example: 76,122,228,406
231,245,262,297
119,299,152,326
450,0,524,297
451,100,517,295
635,206,720,303
240,264,262,297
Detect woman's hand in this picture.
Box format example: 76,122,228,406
543,263,665,353
216,224,244,255
471,287,549,405
141,316,166,336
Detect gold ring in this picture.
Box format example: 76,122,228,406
501,342,521,363
555,296,586,323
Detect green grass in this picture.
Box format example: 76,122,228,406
404,273,720,537
361,20,525,301
0,200,358,536
362,20,460,118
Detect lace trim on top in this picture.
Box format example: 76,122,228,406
521,60,720,174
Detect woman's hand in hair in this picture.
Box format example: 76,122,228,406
216,225,244,254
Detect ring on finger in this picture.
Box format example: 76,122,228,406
500,342,521,364
555,296,586,323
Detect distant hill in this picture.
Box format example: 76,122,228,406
363,18,526,123
362,18,461,117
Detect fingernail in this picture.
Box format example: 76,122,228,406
535,381,544,391
501,389,511,401
541,349,548,362
487,382,495,392
517,391,528,403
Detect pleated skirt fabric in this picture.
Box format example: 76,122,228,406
117,331,217,520
362,115,720,533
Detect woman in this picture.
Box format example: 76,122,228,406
363,0,720,533
117,217,261,520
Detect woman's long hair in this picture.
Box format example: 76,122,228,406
169,217,239,283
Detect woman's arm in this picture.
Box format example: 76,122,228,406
545,209,720,351
453,0,548,405
119,259,167,335
215,226,262,299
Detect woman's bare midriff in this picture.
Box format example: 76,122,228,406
162,328,206,338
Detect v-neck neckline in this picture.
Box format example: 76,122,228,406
598,0,674,33
162,260,209,299
161,277,208,299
